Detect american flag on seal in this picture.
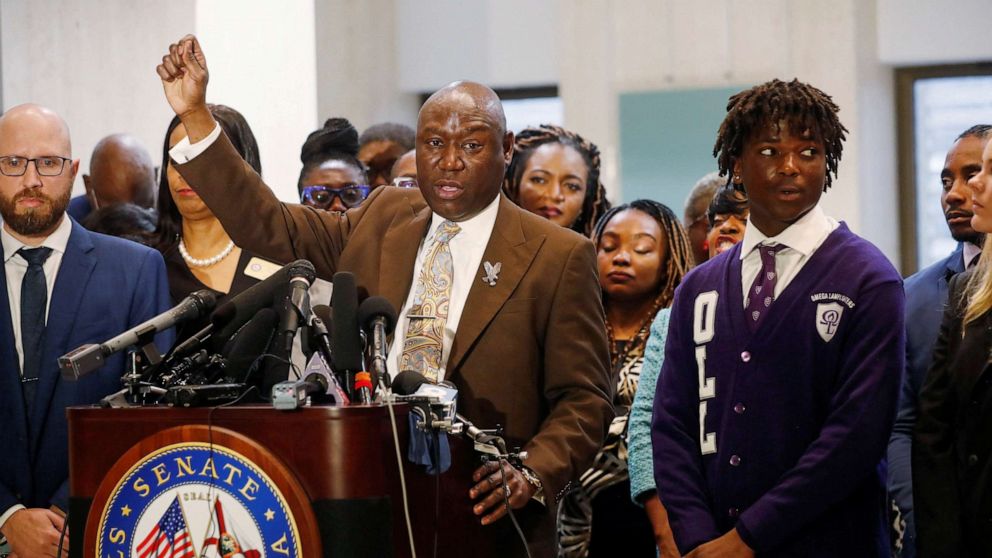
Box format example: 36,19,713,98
135,495,195,558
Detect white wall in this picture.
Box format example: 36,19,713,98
877,0,992,65
195,0,318,201
314,0,420,135
1,0,194,196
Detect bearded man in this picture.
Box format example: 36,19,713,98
0,104,172,558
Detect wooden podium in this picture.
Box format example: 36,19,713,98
68,404,539,558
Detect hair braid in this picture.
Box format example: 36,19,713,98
504,124,611,237
593,199,695,310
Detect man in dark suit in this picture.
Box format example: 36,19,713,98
156,36,613,557
887,124,990,556
0,104,173,557
67,133,157,223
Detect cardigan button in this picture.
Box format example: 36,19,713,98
730,455,742,466
728,507,740,518
734,403,746,414
740,351,751,363
968,454,979,466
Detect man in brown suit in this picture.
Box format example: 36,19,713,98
156,36,613,556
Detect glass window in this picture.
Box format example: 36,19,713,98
913,75,992,269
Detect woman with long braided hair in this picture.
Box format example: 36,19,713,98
557,199,693,557
504,124,610,237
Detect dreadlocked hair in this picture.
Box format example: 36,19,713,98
594,199,695,310
713,78,848,192
504,124,611,237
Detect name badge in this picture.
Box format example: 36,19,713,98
243,256,282,281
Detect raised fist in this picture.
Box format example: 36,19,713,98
156,34,209,119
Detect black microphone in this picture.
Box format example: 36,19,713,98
60,289,217,380
357,296,397,389
310,304,334,363
209,259,312,351
223,307,279,385
276,260,316,353
331,272,364,399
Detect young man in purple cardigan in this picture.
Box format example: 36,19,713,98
651,79,904,557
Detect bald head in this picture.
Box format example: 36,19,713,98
0,103,72,155
0,104,77,242
420,81,507,137
415,81,513,222
84,133,156,209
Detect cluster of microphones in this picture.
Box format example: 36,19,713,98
57,259,400,409
56,258,516,468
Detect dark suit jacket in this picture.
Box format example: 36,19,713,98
888,244,965,556
66,195,91,223
913,269,992,558
0,221,173,513
177,133,614,557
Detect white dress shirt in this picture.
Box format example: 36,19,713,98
386,196,500,379
964,241,982,270
0,215,72,531
739,205,839,305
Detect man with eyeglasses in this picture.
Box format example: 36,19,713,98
0,104,172,557
389,148,418,189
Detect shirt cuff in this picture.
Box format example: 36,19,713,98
0,504,25,533
169,122,221,164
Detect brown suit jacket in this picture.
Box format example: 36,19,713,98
178,133,614,556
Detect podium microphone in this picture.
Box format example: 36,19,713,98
358,296,398,389
60,289,216,380
277,260,316,353
209,259,313,351
331,272,364,400
310,304,334,363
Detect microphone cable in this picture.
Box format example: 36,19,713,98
496,461,533,558
56,509,69,558
385,392,417,558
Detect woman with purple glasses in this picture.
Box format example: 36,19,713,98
297,118,370,213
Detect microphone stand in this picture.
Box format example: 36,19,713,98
99,330,166,408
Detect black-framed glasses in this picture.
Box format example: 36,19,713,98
391,176,417,189
0,156,71,177
301,184,371,210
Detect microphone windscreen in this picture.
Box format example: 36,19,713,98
188,289,218,315
210,259,311,345
222,307,278,383
392,370,429,396
331,272,363,372
357,296,398,335
288,259,317,284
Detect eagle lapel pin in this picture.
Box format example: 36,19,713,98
482,261,501,287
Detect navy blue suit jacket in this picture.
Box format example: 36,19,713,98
887,244,965,557
66,195,91,223
0,220,172,513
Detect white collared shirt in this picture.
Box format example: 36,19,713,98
386,196,500,379
964,241,982,270
739,205,839,306
2,216,72,374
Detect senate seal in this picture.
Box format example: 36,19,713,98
97,442,301,558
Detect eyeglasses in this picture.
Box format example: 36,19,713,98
301,184,371,210
0,156,71,177
391,176,417,189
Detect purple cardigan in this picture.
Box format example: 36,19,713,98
651,223,904,556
